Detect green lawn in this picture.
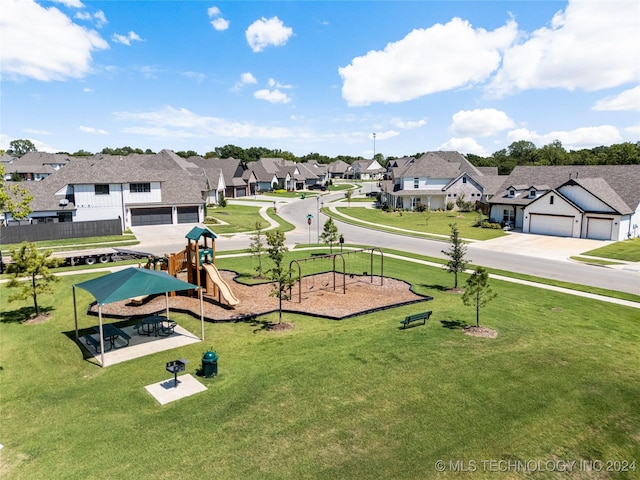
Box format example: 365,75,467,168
0,233,138,255
205,204,274,234
334,208,506,241
581,238,640,262
1,254,638,479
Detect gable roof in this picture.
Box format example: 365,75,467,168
396,151,482,179
492,165,640,211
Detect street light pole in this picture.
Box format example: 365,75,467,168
316,195,320,244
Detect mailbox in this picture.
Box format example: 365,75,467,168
166,359,188,387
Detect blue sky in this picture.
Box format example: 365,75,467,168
2,0,639,158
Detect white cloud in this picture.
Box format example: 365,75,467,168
372,130,399,141
254,88,291,104
438,137,489,156
208,6,229,31
451,108,515,137
488,1,640,97
114,106,295,140
79,125,108,135
1,0,109,81
112,31,143,46
75,9,107,27
211,18,230,31
245,16,293,53
507,125,622,150
231,72,257,91
593,86,640,112
391,118,427,129
339,17,517,106
267,78,292,89
207,7,221,17
182,71,206,82
624,124,640,137
52,0,84,8
83,87,93,93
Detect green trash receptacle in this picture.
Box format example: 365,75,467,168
202,350,218,377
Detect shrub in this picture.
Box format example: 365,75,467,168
204,216,219,224
446,201,454,211
481,221,502,229
414,202,427,213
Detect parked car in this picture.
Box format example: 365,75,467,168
309,184,327,191
365,191,380,197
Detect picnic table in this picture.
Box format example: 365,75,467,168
138,315,176,337
92,324,131,350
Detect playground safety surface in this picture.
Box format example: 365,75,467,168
91,270,432,321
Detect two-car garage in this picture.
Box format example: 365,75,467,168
130,206,201,226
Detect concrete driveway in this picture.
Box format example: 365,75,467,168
468,231,612,261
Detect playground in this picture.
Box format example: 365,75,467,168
90,227,432,322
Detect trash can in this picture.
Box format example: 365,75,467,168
202,350,218,377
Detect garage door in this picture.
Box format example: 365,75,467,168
177,206,199,224
529,214,574,237
586,218,612,240
131,207,172,226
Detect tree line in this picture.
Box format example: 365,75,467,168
4,138,639,175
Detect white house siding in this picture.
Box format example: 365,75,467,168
73,184,126,225
558,184,615,213
524,194,580,237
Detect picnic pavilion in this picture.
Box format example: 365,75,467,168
72,267,204,367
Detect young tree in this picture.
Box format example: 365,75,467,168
462,267,497,327
345,189,352,207
320,217,339,253
6,242,62,318
265,230,296,324
218,192,227,208
0,165,33,220
249,221,266,278
441,223,469,289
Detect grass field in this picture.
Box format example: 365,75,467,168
581,238,640,262
334,207,506,241
1,252,638,479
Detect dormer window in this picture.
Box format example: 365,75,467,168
508,189,515,197
529,189,536,197
462,176,467,184
414,178,419,189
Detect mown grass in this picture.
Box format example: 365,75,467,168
1,254,639,479
333,207,506,241
581,238,640,262
0,233,138,255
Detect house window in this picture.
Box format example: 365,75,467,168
95,184,109,195
550,195,554,205
413,178,419,189
503,209,514,223
530,189,536,197
130,183,151,193
508,189,515,197
462,177,467,184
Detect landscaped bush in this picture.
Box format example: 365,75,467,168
414,202,427,213
481,220,502,229
204,216,218,224
446,201,454,211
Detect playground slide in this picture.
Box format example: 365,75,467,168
203,264,240,306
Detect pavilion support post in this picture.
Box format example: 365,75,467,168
200,288,205,341
98,307,105,367
73,286,79,340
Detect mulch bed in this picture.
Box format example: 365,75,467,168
89,270,431,322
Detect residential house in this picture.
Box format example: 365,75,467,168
383,151,492,211
187,156,257,202
326,159,350,179
489,165,640,240
5,150,206,229
346,158,385,180
3,152,72,181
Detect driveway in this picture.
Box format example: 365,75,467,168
468,231,612,261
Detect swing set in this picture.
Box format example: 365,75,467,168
289,248,384,303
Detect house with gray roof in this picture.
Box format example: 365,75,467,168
489,165,640,240
346,158,385,180
2,152,72,181
326,159,350,179
187,156,257,202
382,151,492,211
4,150,206,229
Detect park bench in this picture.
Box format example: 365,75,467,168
400,311,432,329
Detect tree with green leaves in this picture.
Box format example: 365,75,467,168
345,189,352,207
7,139,37,157
320,217,339,253
0,165,33,220
462,267,497,327
442,223,469,289
218,192,227,208
265,230,296,323
6,242,62,319
249,221,266,278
